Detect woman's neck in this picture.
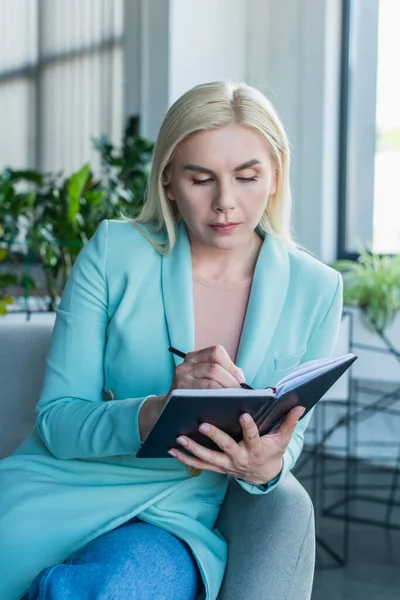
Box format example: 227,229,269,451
190,232,263,284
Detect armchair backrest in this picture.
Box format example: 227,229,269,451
0,317,54,458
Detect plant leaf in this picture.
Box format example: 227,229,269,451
67,163,91,222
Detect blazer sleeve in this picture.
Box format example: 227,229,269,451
36,220,155,460
235,270,343,494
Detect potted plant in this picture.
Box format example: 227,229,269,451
333,249,400,385
93,128,153,218
334,250,400,335
0,127,154,313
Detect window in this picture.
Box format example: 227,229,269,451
339,0,400,257
0,0,124,175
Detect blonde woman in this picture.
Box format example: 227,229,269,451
0,81,342,600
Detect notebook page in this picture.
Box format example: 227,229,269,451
274,353,355,398
170,387,275,398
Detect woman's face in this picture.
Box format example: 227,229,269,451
166,124,277,251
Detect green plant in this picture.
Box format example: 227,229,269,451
334,250,400,333
94,130,153,218
0,165,105,310
0,248,17,315
0,127,154,313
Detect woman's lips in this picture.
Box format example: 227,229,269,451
209,223,240,234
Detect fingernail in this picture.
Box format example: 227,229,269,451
176,436,188,446
299,407,306,418
234,368,246,384
241,413,251,423
199,423,211,433
168,450,177,457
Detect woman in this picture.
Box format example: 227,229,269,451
0,81,342,600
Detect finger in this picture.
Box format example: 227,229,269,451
277,406,306,440
167,447,226,474
174,435,229,469
173,372,224,390
186,345,245,384
192,362,242,388
240,413,261,448
197,422,244,462
173,362,224,389
191,378,223,389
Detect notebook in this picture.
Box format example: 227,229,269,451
136,353,357,459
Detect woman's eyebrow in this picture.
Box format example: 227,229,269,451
183,164,215,175
182,159,261,175
233,159,261,171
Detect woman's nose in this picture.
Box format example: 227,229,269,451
212,182,236,212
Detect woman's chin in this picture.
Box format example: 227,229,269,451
204,229,251,250
186,223,255,251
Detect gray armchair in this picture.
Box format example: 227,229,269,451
0,317,315,600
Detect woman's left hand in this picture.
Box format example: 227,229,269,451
168,405,306,485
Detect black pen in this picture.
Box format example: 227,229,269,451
168,346,253,389
168,346,187,359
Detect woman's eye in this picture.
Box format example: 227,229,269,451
192,176,257,185
192,178,213,185
236,177,258,183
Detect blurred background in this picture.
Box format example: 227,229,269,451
0,1,400,599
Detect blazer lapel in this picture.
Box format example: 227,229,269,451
161,222,195,368
235,235,290,385
161,223,290,383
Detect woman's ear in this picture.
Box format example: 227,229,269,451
162,164,175,201
165,184,175,201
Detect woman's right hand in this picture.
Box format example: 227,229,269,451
169,345,246,391
139,346,245,443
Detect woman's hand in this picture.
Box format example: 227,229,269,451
168,405,306,486
139,345,243,443
169,345,246,391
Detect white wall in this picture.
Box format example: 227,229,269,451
169,0,248,105
246,0,342,263
139,0,171,141
138,0,249,139
123,0,141,120
133,0,343,262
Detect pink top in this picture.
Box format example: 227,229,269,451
193,273,253,362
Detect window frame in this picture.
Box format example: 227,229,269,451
338,0,385,260
337,0,354,260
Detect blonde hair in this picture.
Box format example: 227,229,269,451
134,81,296,253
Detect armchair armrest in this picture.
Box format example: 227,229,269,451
216,473,315,600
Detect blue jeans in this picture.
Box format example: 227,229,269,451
24,517,202,600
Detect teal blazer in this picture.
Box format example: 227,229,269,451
0,219,343,600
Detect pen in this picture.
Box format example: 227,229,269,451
168,346,187,359
168,346,253,389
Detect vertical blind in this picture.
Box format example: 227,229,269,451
0,0,124,175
